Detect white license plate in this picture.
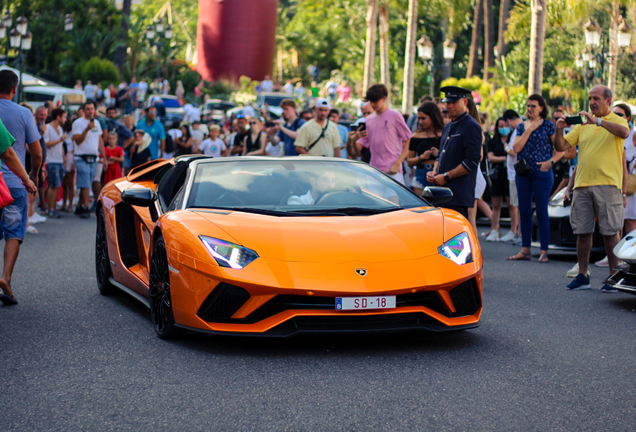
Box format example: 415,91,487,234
336,296,396,310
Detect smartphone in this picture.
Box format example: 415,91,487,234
265,121,276,128
564,116,583,125
563,197,572,207
358,123,366,132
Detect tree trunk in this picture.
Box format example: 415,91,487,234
113,0,132,76
467,0,484,78
528,0,547,95
401,0,417,115
608,0,620,93
379,2,391,105
497,0,510,62
483,0,495,82
363,0,379,93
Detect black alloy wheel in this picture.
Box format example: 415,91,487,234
149,236,182,339
95,207,116,295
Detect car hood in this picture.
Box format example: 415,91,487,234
195,208,444,264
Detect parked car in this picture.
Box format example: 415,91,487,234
23,86,86,111
148,95,184,127
604,231,636,294
202,99,236,124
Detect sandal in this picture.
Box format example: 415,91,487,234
539,253,549,263
507,251,531,261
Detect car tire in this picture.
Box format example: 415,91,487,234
95,206,116,295
149,236,183,339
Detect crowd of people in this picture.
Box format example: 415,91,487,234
0,62,633,304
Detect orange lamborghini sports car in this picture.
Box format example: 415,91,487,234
95,156,483,339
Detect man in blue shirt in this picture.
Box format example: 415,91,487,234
275,99,305,156
329,109,349,158
0,69,42,304
136,106,166,160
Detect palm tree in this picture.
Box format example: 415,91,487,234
401,0,418,114
497,0,511,63
528,0,547,95
483,0,495,82
363,0,378,92
379,1,391,104
467,0,483,78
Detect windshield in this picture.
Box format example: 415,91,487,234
261,96,287,107
186,159,426,215
161,98,182,108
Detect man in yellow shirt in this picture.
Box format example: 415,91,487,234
295,98,341,158
554,85,630,291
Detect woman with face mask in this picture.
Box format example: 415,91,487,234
485,117,514,242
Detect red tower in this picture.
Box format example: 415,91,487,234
197,0,279,82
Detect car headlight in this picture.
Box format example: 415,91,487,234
200,236,258,269
438,232,473,265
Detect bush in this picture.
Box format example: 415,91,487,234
78,57,120,88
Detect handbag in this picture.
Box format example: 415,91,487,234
0,172,14,209
514,157,532,177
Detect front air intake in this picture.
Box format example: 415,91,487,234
449,279,481,316
197,283,251,321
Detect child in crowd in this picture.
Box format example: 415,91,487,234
198,125,228,157
104,131,125,184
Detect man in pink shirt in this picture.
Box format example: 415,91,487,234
356,84,412,184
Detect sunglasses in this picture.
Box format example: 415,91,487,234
249,121,258,125
526,104,538,108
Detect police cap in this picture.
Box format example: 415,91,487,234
440,86,471,103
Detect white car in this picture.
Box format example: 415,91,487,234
604,232,636,294
23,86,86,111
148,95,184,127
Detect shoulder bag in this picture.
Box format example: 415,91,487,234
0,172,14,209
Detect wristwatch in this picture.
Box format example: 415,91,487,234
597,117,602,127
443,172,451,182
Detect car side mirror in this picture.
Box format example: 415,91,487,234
422,186,453,206
121,186,157,207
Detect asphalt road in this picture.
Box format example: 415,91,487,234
1,214,636,431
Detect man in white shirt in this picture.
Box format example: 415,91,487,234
84,81,96,100
190,121,205,153
72,101,107,218
294,99,341,157
261,75,274,93
198,126,228,157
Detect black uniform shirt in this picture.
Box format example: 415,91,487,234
437,112,482,207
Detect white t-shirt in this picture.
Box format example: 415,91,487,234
168,128,183,141
191,129,205,147
288,190,313,205
72,117,102,156
266,141,282,157
42,123,65,164
64,134,75,153
199,138,226,157
261,80,274,92
185,107,202,124
506,129,518,181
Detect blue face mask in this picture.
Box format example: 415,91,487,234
498,127,511,136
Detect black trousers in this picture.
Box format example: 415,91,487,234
441,204,468,218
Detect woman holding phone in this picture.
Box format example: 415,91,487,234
508,94,563,262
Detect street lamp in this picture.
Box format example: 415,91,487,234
146,19,173,80
9,28,20,48
583,18,601,47
443,40,457,60
575,55,583,68
64,14,74,32
618,19,632,47
21,31,32,50
416,36,433,61
15,16,27,36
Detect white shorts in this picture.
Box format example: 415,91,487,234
93,162,103,183
388,171,405,185
64,152,75,173
474,170,486,199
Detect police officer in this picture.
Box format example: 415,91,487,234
427,86,482,217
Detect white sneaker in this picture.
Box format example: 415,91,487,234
28,213,47,225
512,235,522,245
566,262,590,278
486,230,499,242
595,256,609,267
499,231,516,242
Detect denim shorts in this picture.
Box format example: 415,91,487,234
46,163,65,188
0,188,29,242
75,157,98,189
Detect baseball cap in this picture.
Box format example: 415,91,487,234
315,98,332,109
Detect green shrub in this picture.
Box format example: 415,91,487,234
80,57,120,88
